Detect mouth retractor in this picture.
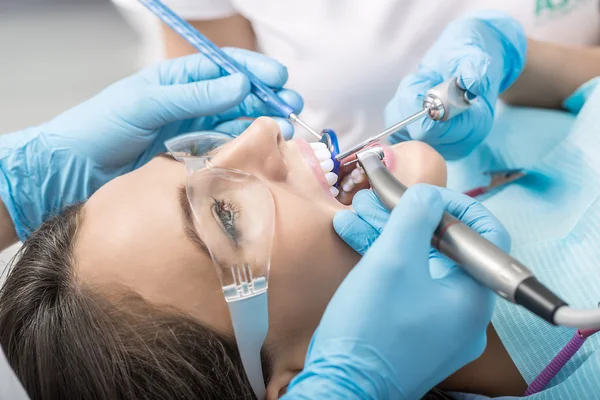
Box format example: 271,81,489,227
310,142,339,197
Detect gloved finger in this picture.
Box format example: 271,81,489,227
151,53,221,84
386,66,491,159
414,97,493,160
434,263,495,343
374,184,445,279
428,186,510,279
333,209,380,256
428,233,496,341
455,11,527,94
453,46,493,98
424,188,500,349
213,117,295,139
429,249,455,279
428,248,472,281
437,186,511,252
216,88,304,121
385,69,442,144
350,189,390,233
153,49,289,89
223,47,290,89
145,74,252,126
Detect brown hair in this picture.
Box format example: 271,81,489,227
0,204,269,399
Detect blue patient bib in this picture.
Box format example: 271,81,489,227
451,82,600,398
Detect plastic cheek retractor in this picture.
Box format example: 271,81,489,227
165,133,275,399
320,129,341,179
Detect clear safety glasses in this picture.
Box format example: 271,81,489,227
165,133,275,399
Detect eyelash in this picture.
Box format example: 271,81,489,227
211,198,242,246
189,144,202,157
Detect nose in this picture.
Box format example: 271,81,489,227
212,117,288,180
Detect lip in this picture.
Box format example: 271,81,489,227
293,138,331,193
381,145,396,170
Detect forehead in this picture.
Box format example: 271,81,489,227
73,157,232,332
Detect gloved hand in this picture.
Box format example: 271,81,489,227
285,185,511,400
0,49,302,240
385,11,527,160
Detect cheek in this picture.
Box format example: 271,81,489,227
265,194,355,337
389,141,447,187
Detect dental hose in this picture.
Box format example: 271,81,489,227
525,328,599,395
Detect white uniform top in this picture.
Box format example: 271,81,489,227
117,0,600,147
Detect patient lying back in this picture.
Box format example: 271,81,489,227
0,118,523,399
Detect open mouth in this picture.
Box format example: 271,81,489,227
295,139,395,205
294,138,339,197
295,139,396,205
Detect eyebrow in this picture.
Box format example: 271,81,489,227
178,184,210,256
156,152,210,255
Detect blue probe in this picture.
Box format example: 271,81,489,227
138,0,323,141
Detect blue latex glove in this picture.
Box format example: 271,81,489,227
385,11,527,160
285,185,511,399
563,76,600,114
0,49,302,240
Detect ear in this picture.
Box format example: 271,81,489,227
266,369,301,399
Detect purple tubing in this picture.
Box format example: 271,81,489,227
524,332,588,396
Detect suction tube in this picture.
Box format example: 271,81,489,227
357,148,569,325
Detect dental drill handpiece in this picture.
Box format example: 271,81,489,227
356,147,568,324
336,78,475,161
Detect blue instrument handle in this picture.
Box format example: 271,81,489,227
139,0,296,117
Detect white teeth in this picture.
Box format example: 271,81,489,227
351,168,365,184
309,142,338,192
314,148,332,161
340,170,359,193
320,159,334,172
325,172,338,186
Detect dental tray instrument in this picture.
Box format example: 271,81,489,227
356,146,600,330
138,0,322,140
336,78,474,161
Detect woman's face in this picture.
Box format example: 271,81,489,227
74,117,445,396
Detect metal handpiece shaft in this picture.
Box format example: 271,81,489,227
357,148,567,323
336,108,428,161
139,0,322,140
289,114,322,139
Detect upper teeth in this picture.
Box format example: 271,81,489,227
320,159,334,172
310,142,339,197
